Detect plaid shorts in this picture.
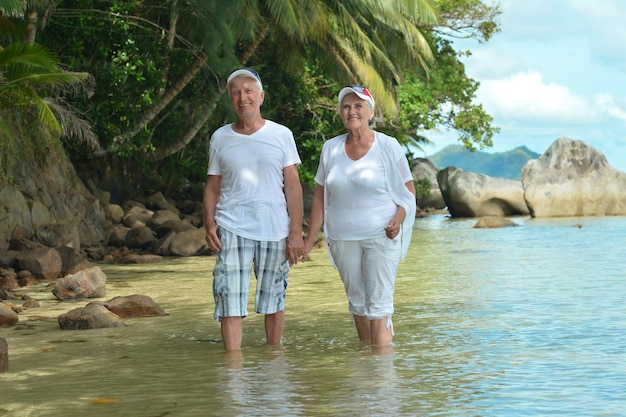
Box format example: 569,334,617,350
212,226,289,321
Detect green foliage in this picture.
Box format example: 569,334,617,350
141,151,206,201
10,0,501,200
41,0,169,154
0,3,97,154
435,0,501,42
35,0,245,193
429,144,541,180
257,55,344,185
415,178,432,199
392,35,499,153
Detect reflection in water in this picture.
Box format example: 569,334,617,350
2,215,626,416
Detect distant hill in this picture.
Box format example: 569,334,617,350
427,145,541,180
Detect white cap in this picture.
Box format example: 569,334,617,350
338,85,375,109
227,68,263,91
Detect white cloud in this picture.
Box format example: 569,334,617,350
476,71,596,124
594,94,626,122
432,0,626,172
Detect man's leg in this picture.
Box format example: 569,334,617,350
265,311,284,347
221,316,243,351
254,240,288,347
213,227,254,351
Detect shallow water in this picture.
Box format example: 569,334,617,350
2,215,626,416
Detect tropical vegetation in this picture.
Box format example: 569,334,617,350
1,0,501,201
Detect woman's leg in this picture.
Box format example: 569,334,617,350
353,314,371,342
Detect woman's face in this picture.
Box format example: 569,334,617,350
340,93,374,130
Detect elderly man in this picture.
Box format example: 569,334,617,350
203,68,304,351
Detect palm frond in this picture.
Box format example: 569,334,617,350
45,97,100,149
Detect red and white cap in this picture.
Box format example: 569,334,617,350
338,85,375,109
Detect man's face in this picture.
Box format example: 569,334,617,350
228,77,265,118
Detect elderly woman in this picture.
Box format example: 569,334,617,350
303,86,416,348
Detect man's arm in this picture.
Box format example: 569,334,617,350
283,164,304,265
203,174,222,253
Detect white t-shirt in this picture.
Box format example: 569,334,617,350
315,133,413,241
207,120,301,241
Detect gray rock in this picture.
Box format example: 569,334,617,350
123,205,154,228
474,216,520,228
0,303,19,326
412,158,446,209
104,203,124,224
522,137,626,217
146,192,180,215
170,227,208,257
437,166,529,217
58,304,126,330
16,247,62,280
52,266,106,301
125,225,155,249
93,294,166,318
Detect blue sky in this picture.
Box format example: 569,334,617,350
421,0,626,172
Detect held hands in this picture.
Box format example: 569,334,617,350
301,238,314,263
286,231,305,266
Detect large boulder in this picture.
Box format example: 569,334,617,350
56,246,92,276
0,154,107,250
412,158,446,209
0,303,19,326
52,266,107,301
0,268,19,290
34,223,80,251
93,294,167,318
122,205,154,228
169,227,209,257
125,225,155,249
15,246,62,280
522,137,626,217
0,186,31,249
145,192,180,215
437,166,529,217
58,303,126,330
103,203,124,224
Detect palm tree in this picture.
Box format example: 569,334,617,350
304,0,438,114
34,0,438,160
0,1,99,148
143,0,439,160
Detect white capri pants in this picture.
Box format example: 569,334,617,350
328,236,401,320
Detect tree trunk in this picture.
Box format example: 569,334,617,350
161,1,180,94
113,51,207,145
25,11,38,45
148,21,271,161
